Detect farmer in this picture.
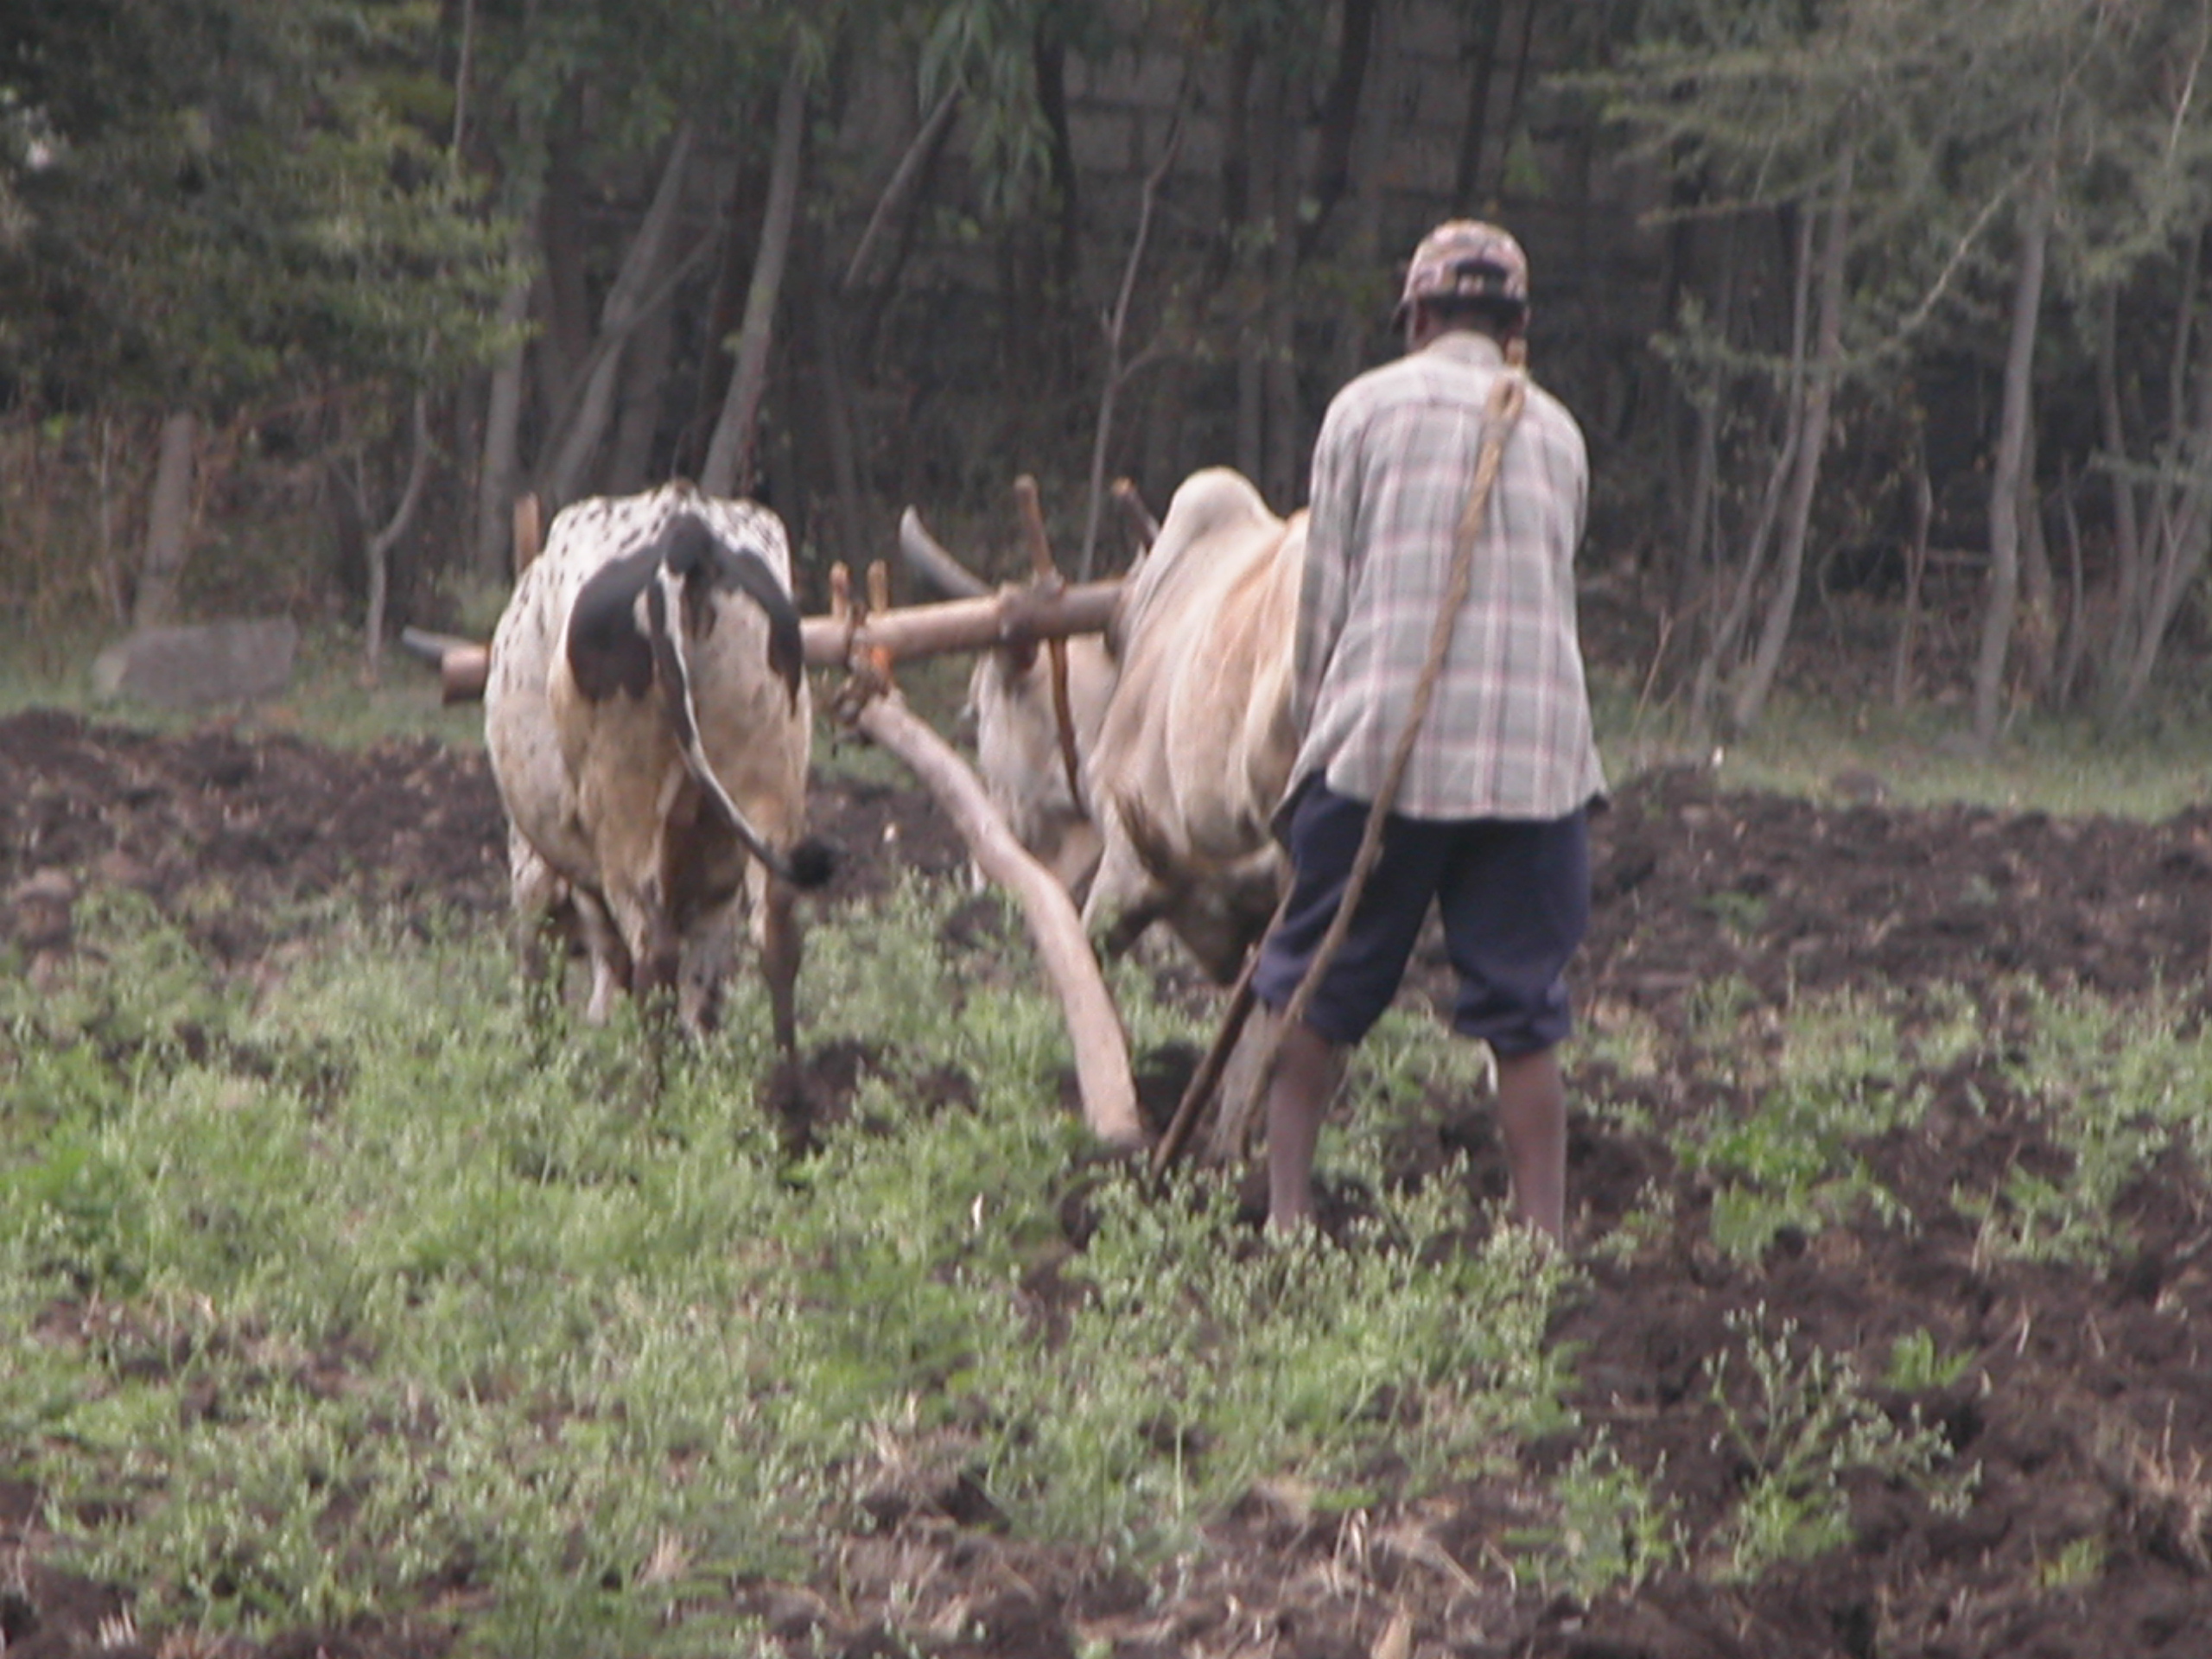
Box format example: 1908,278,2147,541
1250,219,1607,1243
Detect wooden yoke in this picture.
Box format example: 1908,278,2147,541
428,579,1122,703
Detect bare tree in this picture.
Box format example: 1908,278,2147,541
359,391,434,681
702,57,808,500
1972,155,2054,752
1686,208,1815,742
130,410,199,631
1078,109,1182,579
535,123,701,512
1725,148,1853,735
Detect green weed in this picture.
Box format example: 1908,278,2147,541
1695,887,1769,941
1707,1307,1970,1580
1956,985,2212,1266
1521,1433,1682,1599
1882,1329,1975,1394
2035,1534,2106,1591
1674,991,1921,1260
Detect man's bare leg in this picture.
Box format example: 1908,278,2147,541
1265,1016,1345,1234
1494,1046,1567,1244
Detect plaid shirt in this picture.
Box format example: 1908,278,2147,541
1289,330,1606,821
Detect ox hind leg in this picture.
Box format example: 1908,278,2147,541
575,889,638,1026
675,901,738,1034
747,858,803,1058
510,833,590,1030
603,885,681,1025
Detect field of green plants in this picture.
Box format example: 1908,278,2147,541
3,664,2211,1657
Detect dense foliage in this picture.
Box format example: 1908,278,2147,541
0,0,509,411
7,0,2212,731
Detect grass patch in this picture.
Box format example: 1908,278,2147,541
0,874,1578,1654
0,620,487,750
1595,680,2212,820
1957,984,2212,1266
1580,976,2212,1268
1643,989,1924,1261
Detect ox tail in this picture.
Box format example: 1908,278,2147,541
645,563,836,891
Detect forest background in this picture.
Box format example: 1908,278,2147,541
6,0,2212,757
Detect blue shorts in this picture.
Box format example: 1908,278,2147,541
1252,778,1591,1053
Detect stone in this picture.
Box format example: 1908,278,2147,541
91,618,299,709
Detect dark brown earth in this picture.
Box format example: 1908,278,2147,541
4,705,2211,1659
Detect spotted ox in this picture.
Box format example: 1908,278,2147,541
483,481,833,1048
1078,467,1306,982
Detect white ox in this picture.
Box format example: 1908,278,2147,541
1079,467,1306,982
483,481,833,1048
966,633,1117,892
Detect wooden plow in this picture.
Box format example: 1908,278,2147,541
408,484,1149,1150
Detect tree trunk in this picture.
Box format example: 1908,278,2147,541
537,123,696,512
1329,0,1403,396
474,210,539,582
1487,0,1538,209
1688,207,1815,741
362,391,434,681
845,86,960,296
1217,30,1258,268
2015,413,2056,705
1971,160,2052,752
2055,459,2091,705
607,296,675,494
131,410,198,630
677,156,760,480
2113,375,2212,715
1079,108,1181,579
449,0,476,156
806,230,869,571
1728,152,1853,736
534,91,593,434
1674,213,1737,619
2104,220,2212,719
2094,283,2143,687
1033,18,1081,353
1262,63,1303,510
701,58,807,500
1890,439,1932,706
1452,0,1509,213
1299,0,1378,258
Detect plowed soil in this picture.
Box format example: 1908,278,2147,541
3,706,2210,1659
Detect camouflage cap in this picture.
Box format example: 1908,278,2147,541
1395,219,1530,319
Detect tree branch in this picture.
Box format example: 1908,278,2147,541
843,84,963,294
702,56,808,499
363,390,434,680
1079,102,1183,578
